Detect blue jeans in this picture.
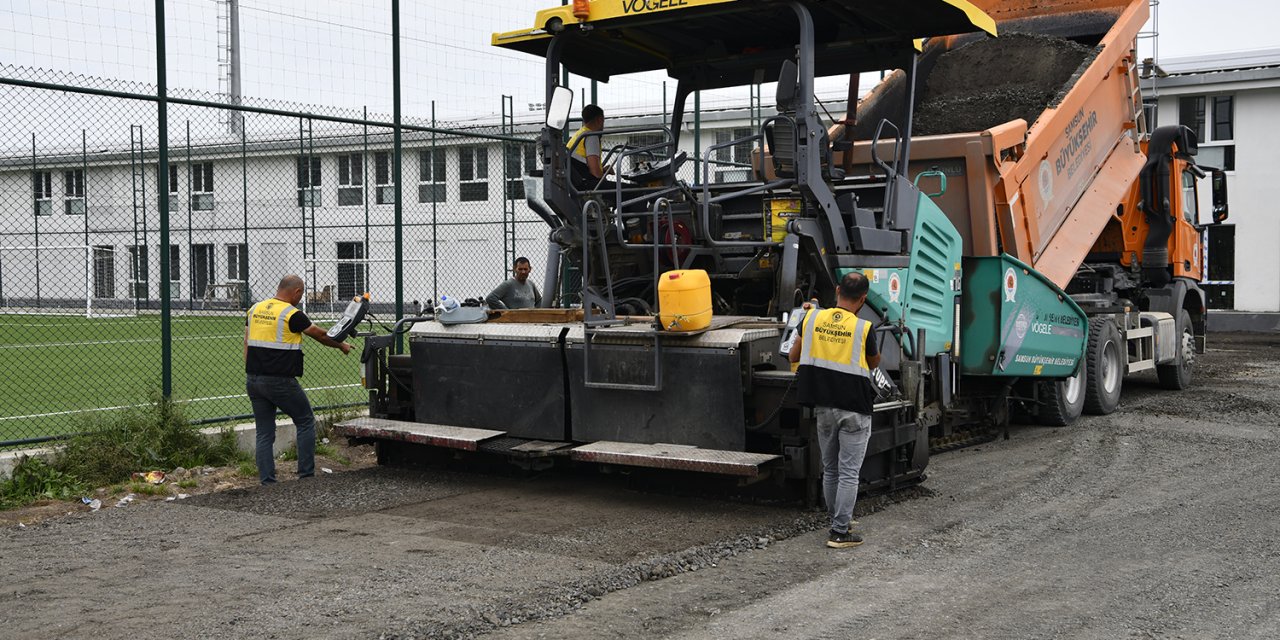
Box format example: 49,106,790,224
246,373,315,484
814,406,872,534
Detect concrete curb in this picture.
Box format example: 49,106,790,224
0,419,311,481
1208,311,1280,333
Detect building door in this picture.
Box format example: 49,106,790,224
93,246,115,299
191,244,214,300
1204,225,1235,309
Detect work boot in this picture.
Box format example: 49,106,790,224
826,529,863,549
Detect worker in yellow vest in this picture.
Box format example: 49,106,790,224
788,272,880,549
244,274,352,485
566,104,618,192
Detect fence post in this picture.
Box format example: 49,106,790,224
363,106,370,273
186,119,193,311
82,129,89,314
241,113,249,308
694,90,701,183
156,0,172,397
32,133,40,309
431,100,437,306
392,0,404,352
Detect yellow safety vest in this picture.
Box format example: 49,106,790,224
798,307,872,380
566,125,592,162
246,298,303,351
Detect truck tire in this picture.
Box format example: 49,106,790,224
1084,317,1124,415
1036,361,1086,427
1157,309,1194,390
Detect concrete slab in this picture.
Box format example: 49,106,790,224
1208,311,1280,333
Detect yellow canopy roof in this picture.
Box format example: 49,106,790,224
493,0,997,89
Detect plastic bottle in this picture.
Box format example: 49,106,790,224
327,292,370,341
438,295,460,313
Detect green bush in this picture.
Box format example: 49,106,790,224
56,395,239,488
0,457,84,509
1,395,249,510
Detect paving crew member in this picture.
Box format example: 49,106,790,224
566,104,618,192
788,272,880,548
486,256,542,309
244,274,352,485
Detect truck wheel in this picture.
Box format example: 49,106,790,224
1036,361,1086,427
1084,317,1124,415
1157,310,1195,390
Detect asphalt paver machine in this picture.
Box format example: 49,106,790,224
340,0,1224,499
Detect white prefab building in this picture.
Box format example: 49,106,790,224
0,126,555,315
0,107,778,316
1143,48,1280,312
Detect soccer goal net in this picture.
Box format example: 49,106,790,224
0,245,139,318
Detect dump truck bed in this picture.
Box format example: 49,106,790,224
843,0,1150,288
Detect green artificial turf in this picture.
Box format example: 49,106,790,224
0,312,364,444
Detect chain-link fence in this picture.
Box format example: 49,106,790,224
0,1,561,446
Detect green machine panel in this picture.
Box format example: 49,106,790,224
960,255,1087,377
841,193,962,358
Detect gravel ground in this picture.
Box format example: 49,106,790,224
2,333,1279,639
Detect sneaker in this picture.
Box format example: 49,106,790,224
826,529,863,549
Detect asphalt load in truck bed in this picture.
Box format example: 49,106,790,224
913,32,1098,136
4,333,1280,639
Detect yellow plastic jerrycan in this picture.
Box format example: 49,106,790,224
658,269,712,332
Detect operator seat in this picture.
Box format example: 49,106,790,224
764,59,839,182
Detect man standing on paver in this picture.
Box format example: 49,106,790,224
244,274,352,484
789,272,880,548
486,257,542,309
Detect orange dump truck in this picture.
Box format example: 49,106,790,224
840,0,1229,424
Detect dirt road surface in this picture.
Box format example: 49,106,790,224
3,334,1278,639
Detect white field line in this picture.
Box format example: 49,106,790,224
0,333,243,350
0,316,233,328
0,383,361,422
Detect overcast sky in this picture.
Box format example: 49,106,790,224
1,0,1276,150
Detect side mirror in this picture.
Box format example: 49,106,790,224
546,86,574,131
1211,168,1229,223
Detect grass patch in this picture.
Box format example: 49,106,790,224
236,459,258,478
128,482,170,497
177,478,198,489
0,457,85,509
0,395,245,510
277,445,298,462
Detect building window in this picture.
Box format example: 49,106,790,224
64,169,86,215
1179,94,1234,171
374,152,396,205
504,143,538,199
714,128,754,183
337,153,364,206
168,244,181,299
296,156,321,207
459,146,489,202
93,245,114,299
128,245,149,299
336,241,366,300
418,148,446,203
1203,224,1234,309
155,164,178,208
226,243,247,281
1212,96,1233,141
191,161,214,211
33,171,53,216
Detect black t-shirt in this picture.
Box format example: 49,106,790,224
245,309,312,377
796,319,879,414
